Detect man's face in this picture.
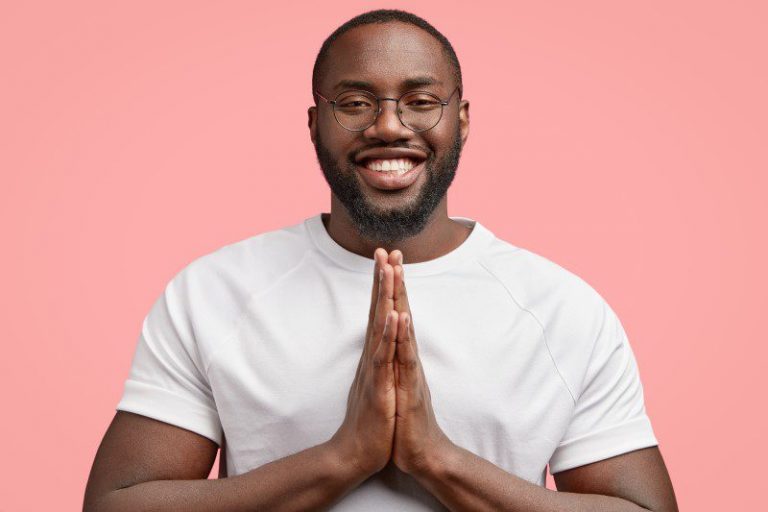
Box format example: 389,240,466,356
309,22,470,243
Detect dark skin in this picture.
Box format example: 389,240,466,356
372,249,679,511
83,21,678,512
313,21,678,510
308,23,472,262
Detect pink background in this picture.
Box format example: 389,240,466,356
1,1,765,509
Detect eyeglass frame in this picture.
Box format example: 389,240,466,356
313,85,462,133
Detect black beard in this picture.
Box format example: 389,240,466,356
314,127,462,244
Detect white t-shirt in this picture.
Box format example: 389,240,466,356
117,213,657,510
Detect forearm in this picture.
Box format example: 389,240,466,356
413,444,652,512
89,440,366,512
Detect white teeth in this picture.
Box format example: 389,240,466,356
364,158,417,173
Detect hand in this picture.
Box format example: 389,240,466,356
387,251,454,476
331,249,399,478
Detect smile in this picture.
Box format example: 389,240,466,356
363,158,417,175
356,158,425,190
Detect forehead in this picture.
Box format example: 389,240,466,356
320,21,453,92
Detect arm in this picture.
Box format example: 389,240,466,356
409,443,678,512
83,411,366,512
385,250,678,512
86,249,401,512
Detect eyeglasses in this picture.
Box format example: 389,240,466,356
314,85,461,133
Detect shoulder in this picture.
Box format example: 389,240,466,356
164,217,313,344
477,238,613,398
477,237,607,324
183,217,310,283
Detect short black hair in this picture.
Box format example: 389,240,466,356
312,9,463,101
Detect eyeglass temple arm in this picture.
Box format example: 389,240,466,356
441,85,462,105
313,91,334,104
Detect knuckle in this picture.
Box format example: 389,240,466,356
372,357,393,369
368,328,382,346
411,401,426,415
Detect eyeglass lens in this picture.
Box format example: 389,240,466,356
333,91,444,132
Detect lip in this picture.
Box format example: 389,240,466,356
355,147,428,164
355,160,425,191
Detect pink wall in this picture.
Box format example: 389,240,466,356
1,1,765,509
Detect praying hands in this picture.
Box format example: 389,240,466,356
330,248,454,479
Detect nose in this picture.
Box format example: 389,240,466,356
361,98,413,141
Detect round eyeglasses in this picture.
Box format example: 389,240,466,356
314,86,461,133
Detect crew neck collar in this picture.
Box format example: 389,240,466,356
305,213,496,276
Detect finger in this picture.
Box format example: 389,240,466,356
388,249,403,267
395,312,419,388
393,265,416,341
368,248,388,324
371,262,394,352
378,308,398,365
393,264,408,312
359,249,388,387
365,249,389,349
389,250,404,311
374,310,398,388
393,359,400,392
401,266,417,341
391,262,419,360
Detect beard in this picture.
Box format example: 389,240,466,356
314,126,463,244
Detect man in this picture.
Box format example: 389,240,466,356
84,9,678,511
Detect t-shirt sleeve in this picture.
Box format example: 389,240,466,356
548,299,658,473
116,270,223,445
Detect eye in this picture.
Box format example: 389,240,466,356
339,100,372,108
336,92,376,111
403,93,441,109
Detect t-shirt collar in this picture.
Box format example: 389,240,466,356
305,212,495,276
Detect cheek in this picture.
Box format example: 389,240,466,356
318,112,336,132
317,127,352,158
426,116,459,148
424,132,452,156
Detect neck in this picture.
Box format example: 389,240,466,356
323,195,472,264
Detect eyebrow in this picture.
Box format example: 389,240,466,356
332,76,443,91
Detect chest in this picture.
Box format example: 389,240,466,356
206,274,574,481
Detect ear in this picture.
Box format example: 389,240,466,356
308,105,317,145
458,99,470,148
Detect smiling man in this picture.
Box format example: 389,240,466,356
84,9,678,512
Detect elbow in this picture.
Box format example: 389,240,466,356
642,498,679,512
83,488,121,512
82,494,105,512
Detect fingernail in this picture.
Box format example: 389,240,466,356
379,269,383,282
